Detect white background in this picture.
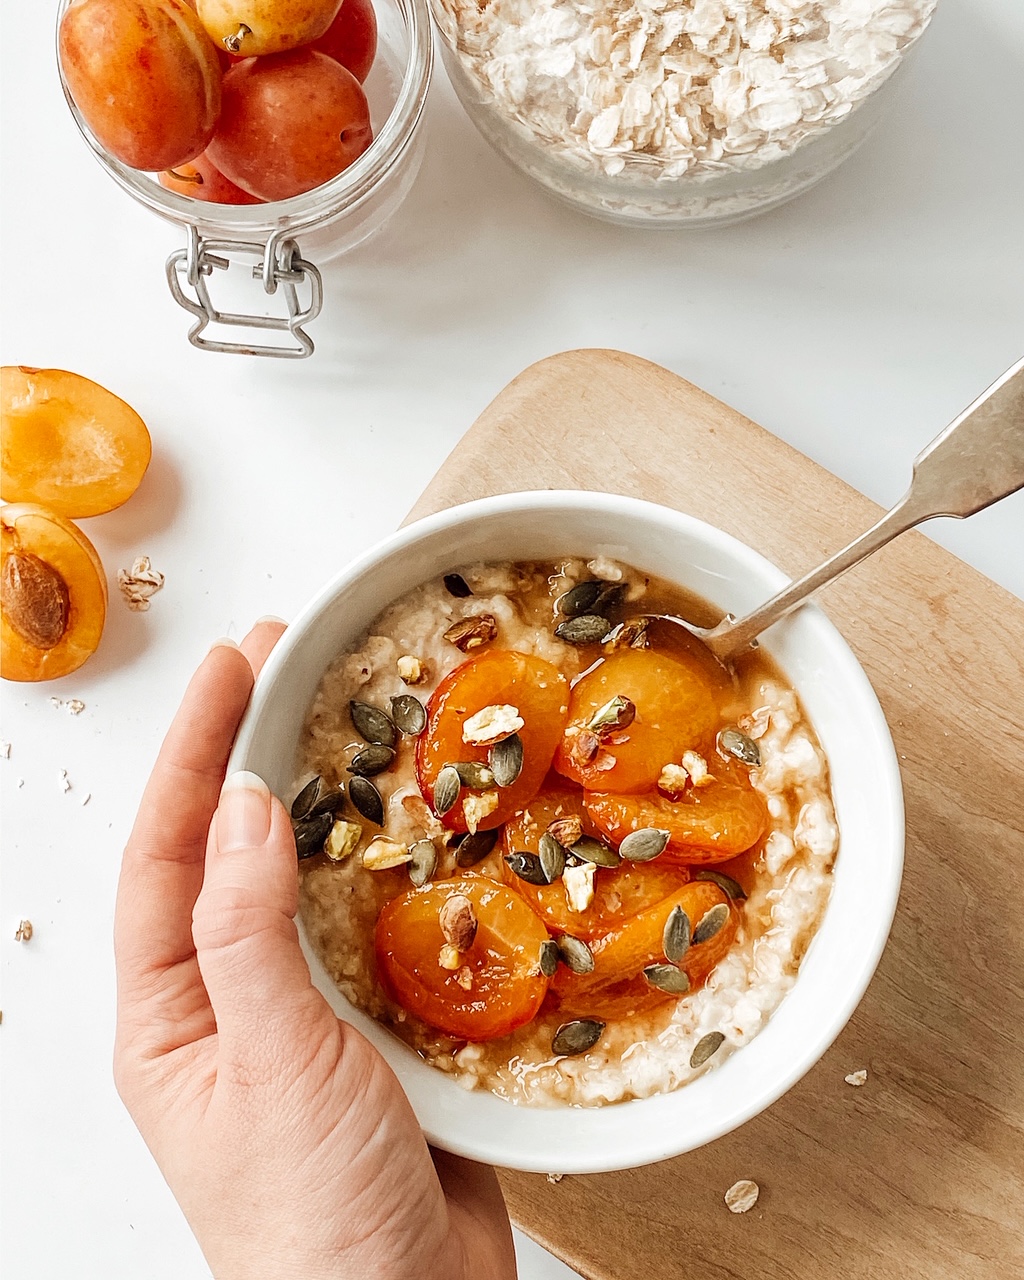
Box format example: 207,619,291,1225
1,2,1022,1277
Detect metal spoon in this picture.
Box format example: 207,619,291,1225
655,356,1024,664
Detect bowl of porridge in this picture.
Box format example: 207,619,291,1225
429,0,937,226
230,489,903,1172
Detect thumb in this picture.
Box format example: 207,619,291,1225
193,771,329,1070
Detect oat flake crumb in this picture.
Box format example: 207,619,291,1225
845,1069,868,1087
80,792,92,807
0,741,10,760
58,769,71,793
118,556,165,611
15,919,33,943
725,1179,760,1214
546,1172,565,1184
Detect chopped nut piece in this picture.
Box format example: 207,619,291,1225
681,751,713,786
738,706,771,740
657,763,690,796
438,944,461,970
443,613,498,652
563,861,596,913
845,1069,868,1087
455,966,474,990
439,893,478,951
362,838,411,871
325,819,362,862
547,815,583,848
118,555,165,611
724,1180,760,1214
397,654,427,685
15,919,33,942
565,725,600,768
463,789,499,834
462,703,524,746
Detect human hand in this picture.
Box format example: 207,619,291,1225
114,622,517,1280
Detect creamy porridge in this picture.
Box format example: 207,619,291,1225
295,558,838,1106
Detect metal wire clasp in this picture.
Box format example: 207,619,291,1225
166,227,324,358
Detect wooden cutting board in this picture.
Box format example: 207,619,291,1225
406,350,1024,1280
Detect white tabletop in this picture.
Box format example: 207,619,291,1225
2,2,1022,1277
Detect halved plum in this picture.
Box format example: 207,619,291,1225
553,647,719,793
501,787,689,939
375,875,551,1041
1,503,107,682
415,649,569,832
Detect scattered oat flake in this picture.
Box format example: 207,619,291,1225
845,1069,868,1087
15,919,33,942
547,1173,565,1184
0,741,10,759
118,556,165,611
724,1180,759,1214
17,778,25,789
58,769,71,793
67,699,86,715
80,792,92,807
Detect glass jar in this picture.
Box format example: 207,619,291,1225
57,0,432,357
430,0,935,229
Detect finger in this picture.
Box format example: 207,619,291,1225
432,1151,517,1279
238,616,287,681
192,771,333,1069
115,640,255,994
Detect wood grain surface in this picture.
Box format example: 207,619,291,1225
407,350,1024,1280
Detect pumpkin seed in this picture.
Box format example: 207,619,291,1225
348,745,396,778
694,869,747,901
593,582,628,613
663,905,692,963
450,760,496,790
443,572,473,598
538,832,566,883
504,852,549,886
556,580,604,617
294,812,333,859
408,839,437,887
290,776,322,820
552,1018,605,1056
433,766,461,817
586,694,636,735
692,902,730,945
555,614,612,646
718,727,762,767
643,963,691,995
690,1031,725,1069
348,776,385,826
391,694,427,737
556,935,595,975
455,828,499,867
349,700,398,748
570,836,621,868
618,827,670,863
307,787,346,818
489,732,524,787
539,939,559,978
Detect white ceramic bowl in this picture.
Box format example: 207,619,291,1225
230,490,904,1173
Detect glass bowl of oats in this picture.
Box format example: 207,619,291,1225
429,0,937,226
230,491,904,1172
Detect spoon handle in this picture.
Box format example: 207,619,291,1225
706,357,1024,660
